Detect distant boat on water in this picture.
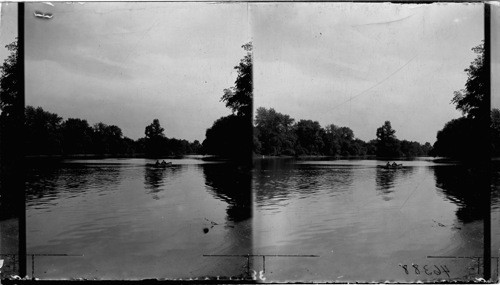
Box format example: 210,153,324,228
147,161,173,168
381,163,403,169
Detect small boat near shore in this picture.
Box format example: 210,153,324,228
146,162,173,168
381,163,403,169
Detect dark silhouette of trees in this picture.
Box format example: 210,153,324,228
91,122,126,155
375,121,401,157
141,119,201,157
20,106,200,157
451,44,487,120
190,140,202,154
0,40,19,120
0,39,22,220
144,119,166,157
432,118,476,158
61,118,93,155
254,107,296,156
0,39,22,162
203,43,253,162
492,109,500,156
25,106,63,155
145,118,165,138
253,107,430,157
220,42,252,118
433,43,490,160
203,115,249,158
295,120,324,155
322,125,367,156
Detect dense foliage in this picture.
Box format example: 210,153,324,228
451,44,487,120
0,40,19,119
433,43,493,159
220,42,253,118
22,106,201,157
253,107,432,158
492,109,500,156
0,40,22,163
202,43,253,161
0,39,22,219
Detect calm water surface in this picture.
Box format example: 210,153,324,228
253,158,498,282
25,157,499,281
26,157,251,279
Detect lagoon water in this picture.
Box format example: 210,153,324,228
26,157,498,281
26,157,251,279
253,158,498,282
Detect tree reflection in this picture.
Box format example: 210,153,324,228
144,166,182,200
491,161,500,211
25,161,122,206
201,163,251,223
253,158,355,205
433,166,483,223
375,167,414,201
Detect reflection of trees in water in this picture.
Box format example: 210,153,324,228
375,167,414,201
201,164,251,223
491,161,500,211
253,159,354,205
25,162,122,206
144,166,182,200
433,166,484,223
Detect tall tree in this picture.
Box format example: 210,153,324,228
0,40,19,119
451,44,486,120
144,119,166,157
203,43,253,162
434,43,488,159
375,121,400,157
145,119,165,139
0,39,21,165
220,42,252,118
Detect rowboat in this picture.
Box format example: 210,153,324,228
381,163,403,169
147,162,173,168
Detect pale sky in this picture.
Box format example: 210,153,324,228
20,2,250,142
0,3,499,144
253,3,486,144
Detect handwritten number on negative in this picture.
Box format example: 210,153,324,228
441,265,450,278
399,264,409,274
400,264,450,278
412,264,420,274
423,265,432,275
433,265,442,275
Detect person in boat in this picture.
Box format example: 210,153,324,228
386,162,391,167
392,162,398,167
161,160,167,166
155,160,160,166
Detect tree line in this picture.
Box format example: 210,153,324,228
253,107,432,157
0,39,200,158
2,38,498,161
23,106,202,157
